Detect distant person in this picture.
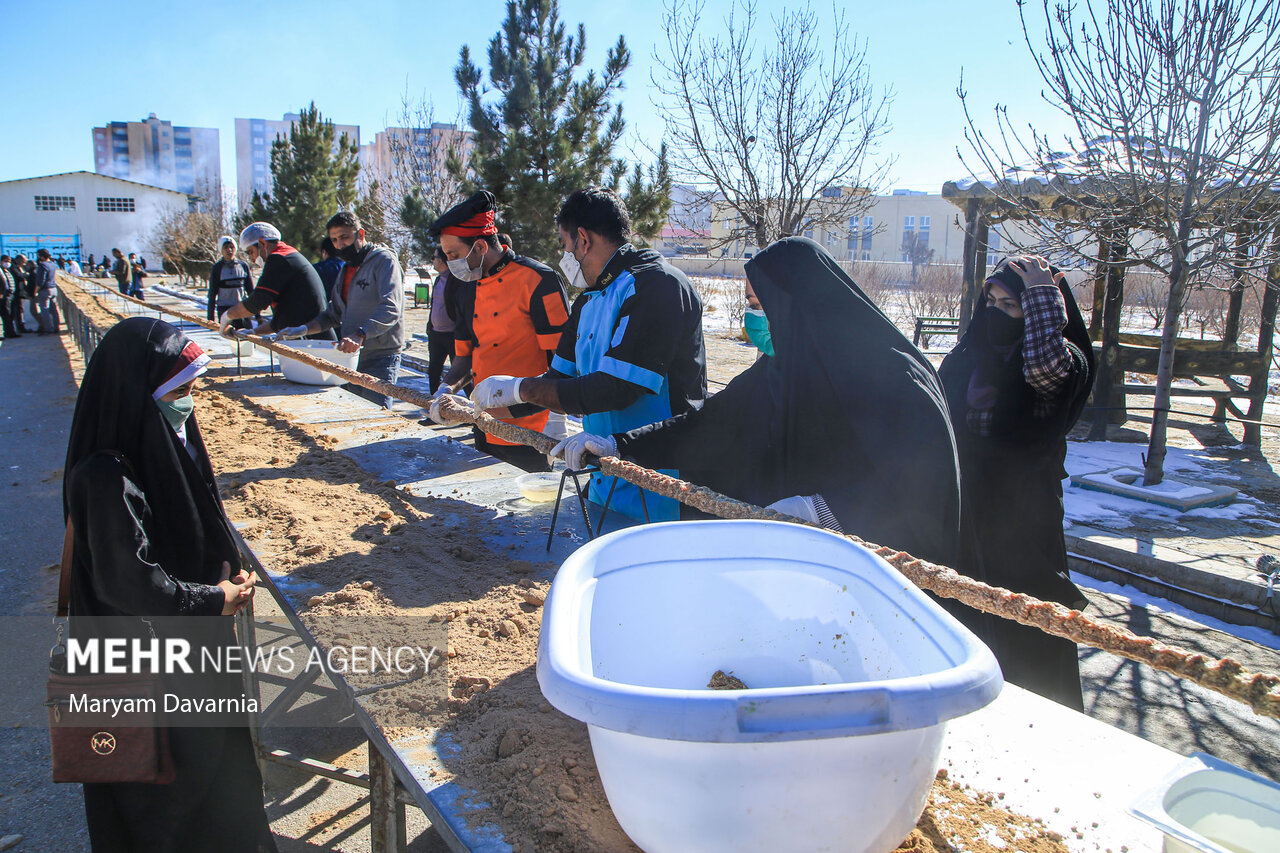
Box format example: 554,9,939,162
0,255,18,339
86,253,96,271
425,246,458,394
207,236,254,329
938,255,1096,710
68,257,83,277
55,255,66,270
110,248,130,294
33,248,60,334
219,222,333,340
138,256,147,269
313,236,344,295
9,254,30,333
127,252,147,299
274,211,405,407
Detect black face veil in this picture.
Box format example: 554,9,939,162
63,317,238,584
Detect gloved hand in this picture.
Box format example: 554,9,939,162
766,495,819,525
471,375,524,410
550,432,617,470
427,387,470,425
218,316,237,338
276,324,310,340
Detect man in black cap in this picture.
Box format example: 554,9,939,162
425,191,570,472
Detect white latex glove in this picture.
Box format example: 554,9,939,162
276,324,310,340
471,375,524,410
427,388,470,425
766,495,819,525
550,432,617,470
218,317,237,338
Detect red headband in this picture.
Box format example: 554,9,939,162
440,210,498,237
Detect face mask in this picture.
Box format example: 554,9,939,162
337,241,363,263
743,308,774,356
985,306,1025,347
157,394,194,432
559,249,587,290
447,243,482,281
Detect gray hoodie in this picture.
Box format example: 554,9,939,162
315,243,404,359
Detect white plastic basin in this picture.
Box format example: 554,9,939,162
230,338,255,358
277,340,358,386
537,520,1003,853
1130,753,1280,853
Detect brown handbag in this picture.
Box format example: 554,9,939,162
47,519,175,784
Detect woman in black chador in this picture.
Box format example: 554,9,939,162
63,317,276,852
938,256,1096,710
554,236,963,570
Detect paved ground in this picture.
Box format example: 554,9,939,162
1,282,1278,852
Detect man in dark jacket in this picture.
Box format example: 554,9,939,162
33,248,60,334
472,186,706,517
0,255,18,339
219,222,333,339
110,248,130,294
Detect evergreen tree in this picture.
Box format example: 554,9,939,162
453,0,669,261
399,188,440,262
250,103,360,259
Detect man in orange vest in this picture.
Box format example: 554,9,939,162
425,191,570,472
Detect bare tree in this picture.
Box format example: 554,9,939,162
652,0,894,251
960,0,1280,484
150,183,234,286
1127,270,1169,330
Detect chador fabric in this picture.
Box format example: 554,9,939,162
62,318,277,852
938,264,1095,709
617,237,962,567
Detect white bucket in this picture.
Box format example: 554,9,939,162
231,339,255,358
537,520,1003,853
1130,753,1280,853
277,340,359,386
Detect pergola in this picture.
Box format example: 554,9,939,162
941,163,1280,445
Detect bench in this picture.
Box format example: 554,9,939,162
912,316,961,347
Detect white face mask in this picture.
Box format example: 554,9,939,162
559,249,587,290
447,243,482,282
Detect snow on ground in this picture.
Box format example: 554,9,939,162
1063,441,1266,528
1072,572,1280,653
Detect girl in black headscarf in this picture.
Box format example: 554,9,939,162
553,236,963,569
63,317,276,852
938,255,1095,710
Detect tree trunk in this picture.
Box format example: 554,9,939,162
1222,225,1250,346
957,200,982,334
1244,227,1280,446
1089,232,1128,440
1143,258,1191,486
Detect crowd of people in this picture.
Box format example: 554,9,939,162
1,249,63,337
60,181,1094,850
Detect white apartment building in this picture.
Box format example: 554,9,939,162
0,172,194,262
234,113,361,207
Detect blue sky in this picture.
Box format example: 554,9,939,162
1,0,1074,199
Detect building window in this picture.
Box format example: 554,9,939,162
919,216,930,229
904,216,915,229
987,230,1002,254
821,187,842,198
97,196,136,213
35,195,76,211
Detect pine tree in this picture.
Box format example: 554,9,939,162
453,0,669,261
250,103,360,259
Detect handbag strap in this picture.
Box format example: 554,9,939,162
56,520,73,618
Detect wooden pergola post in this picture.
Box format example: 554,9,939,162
1222,224,1250,346
1089,230,1129,440
1089,233,1110,339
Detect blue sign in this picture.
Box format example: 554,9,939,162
0,233,82,262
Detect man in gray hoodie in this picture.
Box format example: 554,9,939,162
277,211,405,407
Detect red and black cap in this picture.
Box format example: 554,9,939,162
429,190,499,239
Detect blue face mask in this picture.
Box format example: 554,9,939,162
157,394,194,432
743,308,774,357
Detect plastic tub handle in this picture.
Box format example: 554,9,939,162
736,690,891,735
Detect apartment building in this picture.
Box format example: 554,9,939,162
92,113,220,196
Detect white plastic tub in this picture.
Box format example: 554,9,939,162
277,340,358,386
1129,753,1280,853
537,520,1002,853
230,338,255,358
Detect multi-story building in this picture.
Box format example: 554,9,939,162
234,113,361,207
357,124,473,196
92,114,220,197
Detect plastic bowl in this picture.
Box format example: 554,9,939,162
537,520,1002,853
277,340,359,386
515,472,562,503
231,339,255,357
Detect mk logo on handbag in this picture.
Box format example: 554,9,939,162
90,732,116,755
